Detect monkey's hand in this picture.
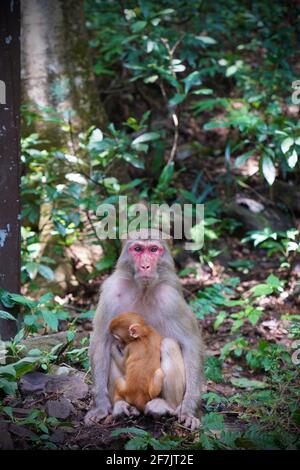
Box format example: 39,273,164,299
84,402,112,426
112,400,140,418
175,405,201,431
144,398,175,418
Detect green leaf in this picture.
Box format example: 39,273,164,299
144,75,159,83
169,93,185,106
13,328,25,344
234,151,253,168
248,309,263,325
38,265,55,281
281,137,294,154
196,35,217,45
3,406,14,419
41,310,59,331
183,71,202,95
0,310,17,321
205,356,223,383
125,437,148,450
13,357,39,378
8,293,37,308
262,155,276,185
226,65,238,77
287,149,298,168
39,292,54,304
251,284,273,297
214,311,227,330
203,120,229,130
230,377,268,389
111,427,148,437
123,153,144,169
180,189,197,203
131,132,160,146
0,364,16,378
231,319,244,332
192,88,213,95
89,128,103,144
158,162,174,187
131,21,147,33
202,412,224,430
0,378,17,395
266,274,282,289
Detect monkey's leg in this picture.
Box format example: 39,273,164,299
144,338,185,418
109,346,140,418
149,368,164,399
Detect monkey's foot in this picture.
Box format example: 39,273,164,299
144,398,175,418
175,407,201,431
112,400,140,418
84,407,110,426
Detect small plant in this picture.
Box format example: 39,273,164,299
242,228,300,260
0,289,69,333
1,407,65,449
111,427,182,450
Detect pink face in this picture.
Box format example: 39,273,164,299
128,241,164,279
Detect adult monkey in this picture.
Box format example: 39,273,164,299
85,229,204,430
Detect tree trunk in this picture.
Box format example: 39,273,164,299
21,0,107,146
0,0,20,340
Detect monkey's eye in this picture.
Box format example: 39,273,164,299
134,245,142,252
150,246,158,252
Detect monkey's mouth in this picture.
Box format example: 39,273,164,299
135,272,158,282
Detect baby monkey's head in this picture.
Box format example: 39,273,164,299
109,311,146,344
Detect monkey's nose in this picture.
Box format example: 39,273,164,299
141,264,150,271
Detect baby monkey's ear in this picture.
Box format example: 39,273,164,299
128,323,142,339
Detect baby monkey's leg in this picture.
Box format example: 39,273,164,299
149,368,164,399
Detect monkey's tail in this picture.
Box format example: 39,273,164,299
149,368,164,399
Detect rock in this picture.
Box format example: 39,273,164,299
226,195,292,232
0,422,14,450
9,423,38,440
235,196,264,213
19,370,89,402
45,373,89,401
49,429,65,444
46,398,73,419
19,371,49,394
53,366,74,376
20,331,70,356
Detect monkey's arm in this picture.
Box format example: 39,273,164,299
176,306,204,430
84,301,113,425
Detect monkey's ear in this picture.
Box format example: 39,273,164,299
128,323,141,338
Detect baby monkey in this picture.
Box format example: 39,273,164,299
109,312,164,412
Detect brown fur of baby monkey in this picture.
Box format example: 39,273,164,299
109,312,164,411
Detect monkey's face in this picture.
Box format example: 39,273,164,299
128,241,164,281
109,312,145,343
